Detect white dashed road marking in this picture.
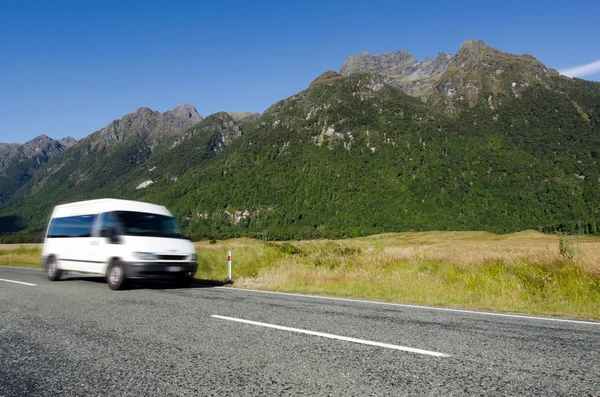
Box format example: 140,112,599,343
212,314,450,357
0,278,37,286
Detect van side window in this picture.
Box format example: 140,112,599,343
97,212,118,236
47,214,97,238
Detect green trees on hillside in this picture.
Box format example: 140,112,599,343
1,74,599,242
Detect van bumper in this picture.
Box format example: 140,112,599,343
122,261,198,280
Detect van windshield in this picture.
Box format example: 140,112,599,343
113,211,185,239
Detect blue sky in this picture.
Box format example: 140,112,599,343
1,0,599,143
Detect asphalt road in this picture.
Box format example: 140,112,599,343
1,267,599,396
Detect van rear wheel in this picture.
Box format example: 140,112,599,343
46,257,62,281
107,261,126,290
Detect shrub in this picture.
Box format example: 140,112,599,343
559,234,575,260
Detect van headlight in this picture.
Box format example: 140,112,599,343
134,252,157,261
190,253,197,261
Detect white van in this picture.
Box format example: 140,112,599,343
41,199,198,290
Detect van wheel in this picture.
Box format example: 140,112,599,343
46,256,62,281
107,261,126,290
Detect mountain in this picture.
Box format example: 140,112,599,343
0,105,203,237
0,135,77,203
126,111,244,190
340,40,560,113
145,72,599,240
85,104,202,150
340,50,452,97
1,41,599,242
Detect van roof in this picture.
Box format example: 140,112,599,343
51,199,172,218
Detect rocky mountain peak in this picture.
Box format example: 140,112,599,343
134,107,154,116
425,39,561,112
340,50,418,76
450,39,557,74
453,40,514,65
21,135,63,156
58,136,77,148
90,104,203,147
458,39,494,52
339,48,451,97
338,39,560,109
33,134,50,141
166,104,203,124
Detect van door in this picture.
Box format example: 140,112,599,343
85,214,105,274
70,214,98,273
93,212,119,275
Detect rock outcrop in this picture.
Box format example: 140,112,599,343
340,39,559,110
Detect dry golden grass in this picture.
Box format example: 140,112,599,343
195,231,600,320
355,230,600,274
0,245,42,267
0,243,41,251
2,231,599,319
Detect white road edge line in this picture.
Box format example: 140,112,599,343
0,266,42,271
215,287,600,326
0,278,37,286
211,315,450,357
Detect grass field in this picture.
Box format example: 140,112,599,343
193,231,600,320
2,231,599,319
0,244,42,267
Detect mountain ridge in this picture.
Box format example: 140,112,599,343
0,104,204,213
0,134,78,203
1,40,599,242
340,39,560,111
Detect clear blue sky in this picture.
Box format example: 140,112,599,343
1,0,599,143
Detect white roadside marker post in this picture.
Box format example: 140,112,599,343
227,251,232,283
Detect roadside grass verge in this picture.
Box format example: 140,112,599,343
194,231,600,320
2,232,599,320
0,244,42,267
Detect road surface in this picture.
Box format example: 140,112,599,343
1,267,599,396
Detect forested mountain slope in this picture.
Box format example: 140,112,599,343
135,74,600,240
1,42,599,242
0,135,76,204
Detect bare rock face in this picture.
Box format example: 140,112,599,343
340,51,418,76
415,53,453,77
165,104,203,124
0,135,77,170
0,143,22,162
58,136,77,148
428,40,559,111
339,40,558,108
90,104,203,147
340,50,452,97
21,135,62,158
181,112,242,153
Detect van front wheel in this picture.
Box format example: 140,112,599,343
107,261,126,290
46,257,62,281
